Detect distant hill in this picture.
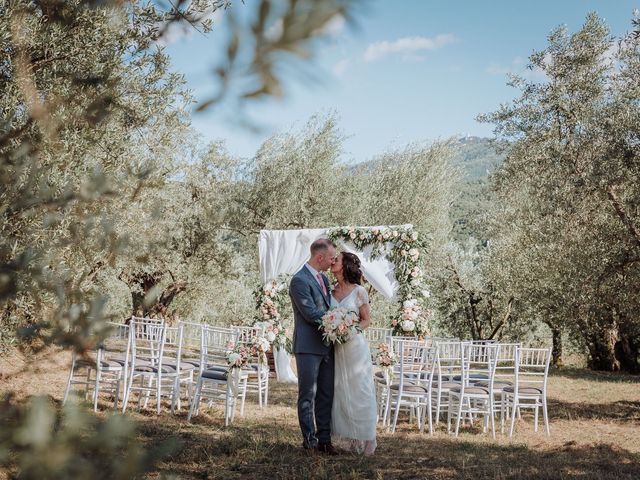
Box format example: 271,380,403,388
449,137,504,241
449,136,504,180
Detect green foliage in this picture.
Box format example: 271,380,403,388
479,13,640,371
1,395,178,479
1,0,361,477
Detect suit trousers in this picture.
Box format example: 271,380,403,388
295,350,335,448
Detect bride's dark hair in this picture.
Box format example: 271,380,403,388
341,252,363,285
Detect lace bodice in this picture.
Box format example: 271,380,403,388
332,284,369,310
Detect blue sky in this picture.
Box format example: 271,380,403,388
165,1,638,163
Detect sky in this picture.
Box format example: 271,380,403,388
165,0,639,163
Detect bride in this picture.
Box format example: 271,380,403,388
330,252,377,455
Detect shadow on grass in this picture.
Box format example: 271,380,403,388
550,367,640,384
549,398,640,422
134,413,640,480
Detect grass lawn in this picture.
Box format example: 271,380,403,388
1,348,639,479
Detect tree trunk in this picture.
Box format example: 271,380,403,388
550,326,563,368
125,271,188,320
586,317,639,373
614,335,639,373
588,322,621,371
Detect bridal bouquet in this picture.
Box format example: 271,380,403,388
319,307,361,345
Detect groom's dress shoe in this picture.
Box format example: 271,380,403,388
318,443,339,455
302,443,318,456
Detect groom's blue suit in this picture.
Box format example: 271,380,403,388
289,264,334,449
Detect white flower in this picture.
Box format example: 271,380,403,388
422,290,431,298
403,299,417,308
350,232,356,239
401,320,415,332
228,352,241,364
409,248,419,258
266,331,276,343
400,250,407,256
392,230,398,237
411,232,418,240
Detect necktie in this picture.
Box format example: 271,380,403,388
316,273,327,296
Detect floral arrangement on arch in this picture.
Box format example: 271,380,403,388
327,225,433,337
253,274,293,353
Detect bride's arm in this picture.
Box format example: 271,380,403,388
359,303,371,329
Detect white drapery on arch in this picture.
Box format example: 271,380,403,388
259,225,413,300
258,225,412,383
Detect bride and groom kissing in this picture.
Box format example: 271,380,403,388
289,238,377,456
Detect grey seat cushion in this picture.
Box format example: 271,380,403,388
133,364,176,374
111,357,152,367
163,361,197,372
389,384,427,393
182,358,201,367
475,380,513,388
201,369,228,380
452,373,488,382
503,386,542,395
433,381,460,389
450,386,490,395
77,359,123,370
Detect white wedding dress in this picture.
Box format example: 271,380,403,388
331,285,377,455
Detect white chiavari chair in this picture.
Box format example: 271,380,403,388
386,338,436,434
188,325,248,426
448,343,500,438
122,319,177,414
502,347,551,437
62,321,129,412
233,325,270,408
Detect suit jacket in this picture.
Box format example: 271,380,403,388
289,265,332,355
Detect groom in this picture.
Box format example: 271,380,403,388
289,238,337,454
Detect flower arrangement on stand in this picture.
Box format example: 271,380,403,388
226,342,250,372
249,334,271,366
327,226,433,337
374,342,398,380
253,274,293,353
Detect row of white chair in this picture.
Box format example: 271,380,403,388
62,318,271,425
375,338,551,438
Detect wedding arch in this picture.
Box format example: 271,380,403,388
254,225,433,381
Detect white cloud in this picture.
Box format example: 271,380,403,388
363,34,457,62
332,58,350,77
322,14,346,37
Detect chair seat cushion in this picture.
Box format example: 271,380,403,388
111,357,152,367
201,369,228,380
133,364,176,374
163,361,197,372
182,358,201,367
475,380,513,388
77,359,122,371
452,374,488,382
503,386,543,395
433,381,460,389
450,386,490,395
389,384,427,393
